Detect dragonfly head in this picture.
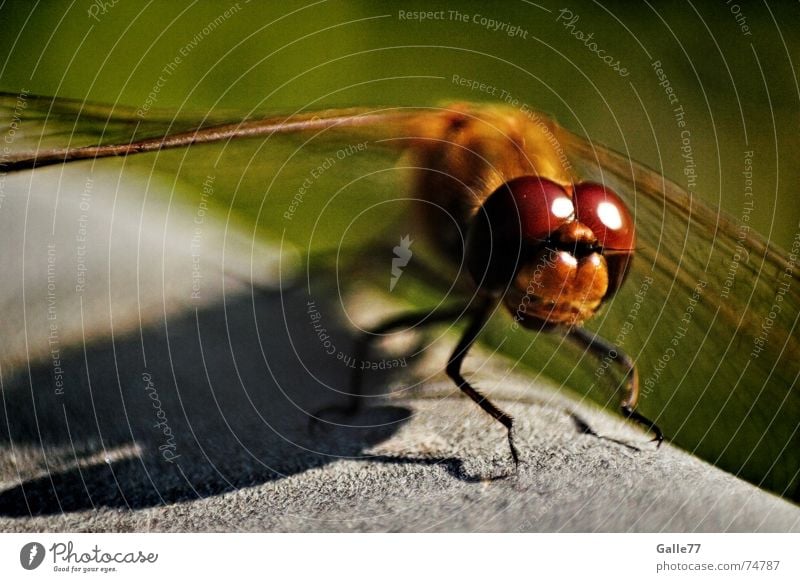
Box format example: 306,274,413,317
465,176,635,330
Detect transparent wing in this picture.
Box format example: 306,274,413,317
0,92,445,252
0,91,199,152
555,128,799,500
0,91,437,169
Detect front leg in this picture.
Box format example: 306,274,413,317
568,326,664,446
445,297,520,467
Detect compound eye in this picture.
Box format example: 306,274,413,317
466,175,573,292
499,176,574,241
572,182,635,250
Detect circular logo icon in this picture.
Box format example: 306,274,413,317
20,542,46,570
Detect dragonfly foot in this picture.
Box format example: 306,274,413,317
621,405,664,448
508,429,521,470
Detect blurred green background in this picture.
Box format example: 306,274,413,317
1,1,798,500
1,0,798,247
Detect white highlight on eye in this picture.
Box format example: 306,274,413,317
551,196,574,219
561,251,578,267
597,201,623,229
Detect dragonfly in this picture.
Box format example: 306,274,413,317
1,93,798,500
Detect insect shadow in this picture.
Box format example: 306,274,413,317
0,265,629,517
0,286,472,517
568,413,641,452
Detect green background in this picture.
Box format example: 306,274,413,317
1,0,798,248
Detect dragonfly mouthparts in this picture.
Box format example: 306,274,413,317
541,239,603,260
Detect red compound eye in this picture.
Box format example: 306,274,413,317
499,176,575,241
572,182,635,250
466,176,574,291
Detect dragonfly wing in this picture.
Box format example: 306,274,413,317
0,93,448,254
0,92,440,171
0,91,202,152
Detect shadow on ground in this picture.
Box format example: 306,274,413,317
0,288,419,516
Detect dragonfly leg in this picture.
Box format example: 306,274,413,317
446,297,520,468
310,303,469,424
568,326,664,446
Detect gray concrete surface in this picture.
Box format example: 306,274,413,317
1,166,798,532
2,287,798,532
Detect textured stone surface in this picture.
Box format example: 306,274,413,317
2,288,798,532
